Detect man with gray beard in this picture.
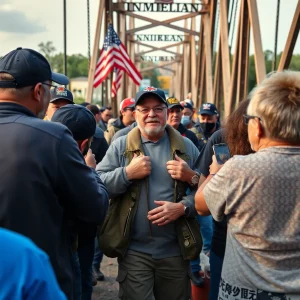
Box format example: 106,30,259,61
97,87,200,300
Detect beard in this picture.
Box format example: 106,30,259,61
136,118,166,138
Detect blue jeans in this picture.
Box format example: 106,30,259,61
190,215,213,273
77,242,95,300
209,250,224,300
93,237,103,270
73,252,82,300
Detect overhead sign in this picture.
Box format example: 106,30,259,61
140,56,176,62
124,2,203,13
136,35,185,42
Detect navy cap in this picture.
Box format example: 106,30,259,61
0,47,69,88
198,103,218,115
181,102,194,111
51,104,96,141
135,86,167,106
167,97,183,110
50,87,74,103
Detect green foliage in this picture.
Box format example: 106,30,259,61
38,41,56,65
289,54,300,71
248,50,277,93
38,41,89,79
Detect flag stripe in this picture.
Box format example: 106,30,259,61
111,68,122,97
94,44,142,83
93,24,142,89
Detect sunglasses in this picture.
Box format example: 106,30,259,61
243,114,261,125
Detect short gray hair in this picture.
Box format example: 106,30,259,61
247,71,300,144
0,73,32,95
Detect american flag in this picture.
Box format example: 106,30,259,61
93,24,142,88
111,68,122,97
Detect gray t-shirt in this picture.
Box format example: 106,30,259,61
204,147,300,298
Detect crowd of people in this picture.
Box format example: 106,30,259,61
0,47,299,300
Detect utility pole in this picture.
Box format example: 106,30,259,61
63,0,67,77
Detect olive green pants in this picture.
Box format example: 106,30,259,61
117,250,191,300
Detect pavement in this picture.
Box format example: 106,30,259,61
92,256,119,300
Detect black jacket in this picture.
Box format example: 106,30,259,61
177,123,199,148
98,119,107,131
78,126,109,248
91,127,109,164
0,103,109,299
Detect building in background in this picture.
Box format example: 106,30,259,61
69,77,103,104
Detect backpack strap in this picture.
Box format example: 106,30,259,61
164,125,190,203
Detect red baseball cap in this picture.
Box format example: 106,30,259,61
120,98,135,111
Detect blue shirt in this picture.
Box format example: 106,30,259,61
0,228,66,300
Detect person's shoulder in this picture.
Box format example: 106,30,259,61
17,116,68,140
209,128,225,144
0,228,46,259
113,126,132,141
110,134,127,149
182,136,199,152
224,153,256,170
185,128,197,139
94,126,105,139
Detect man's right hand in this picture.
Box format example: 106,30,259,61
85,149,97,169
125,153,151,180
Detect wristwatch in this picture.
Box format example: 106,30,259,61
190,172,200,186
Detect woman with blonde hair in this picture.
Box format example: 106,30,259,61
195,71,300,299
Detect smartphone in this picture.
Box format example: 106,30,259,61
213,143,231,165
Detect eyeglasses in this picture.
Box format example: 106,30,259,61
123,107,135,112
136,107,167,115
243,114,261,125
42,82,57,89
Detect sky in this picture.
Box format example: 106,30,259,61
0,0,299,58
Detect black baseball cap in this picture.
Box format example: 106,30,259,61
50,87,74,103
167,97,183,110
51,104,96,141
198,103,218,115
135,86,167,106
182,102,193,111
0,47,69,88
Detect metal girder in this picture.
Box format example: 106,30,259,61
247,0,266,83
228,0,250,112
220,0,231,116
86,0,105,103
140,60,180,72
140,65,175,73
124,12,201,36
278,0,300,71
129,40,186,56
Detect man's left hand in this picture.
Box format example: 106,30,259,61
166,154,194,182
147,201,185,226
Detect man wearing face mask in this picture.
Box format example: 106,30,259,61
181,102,196,130
194,103,220,151
167,97,199,148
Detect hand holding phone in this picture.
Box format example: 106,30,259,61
213,143,231,165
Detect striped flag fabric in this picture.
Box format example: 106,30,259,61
111,68,123,97
93,24,142,88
